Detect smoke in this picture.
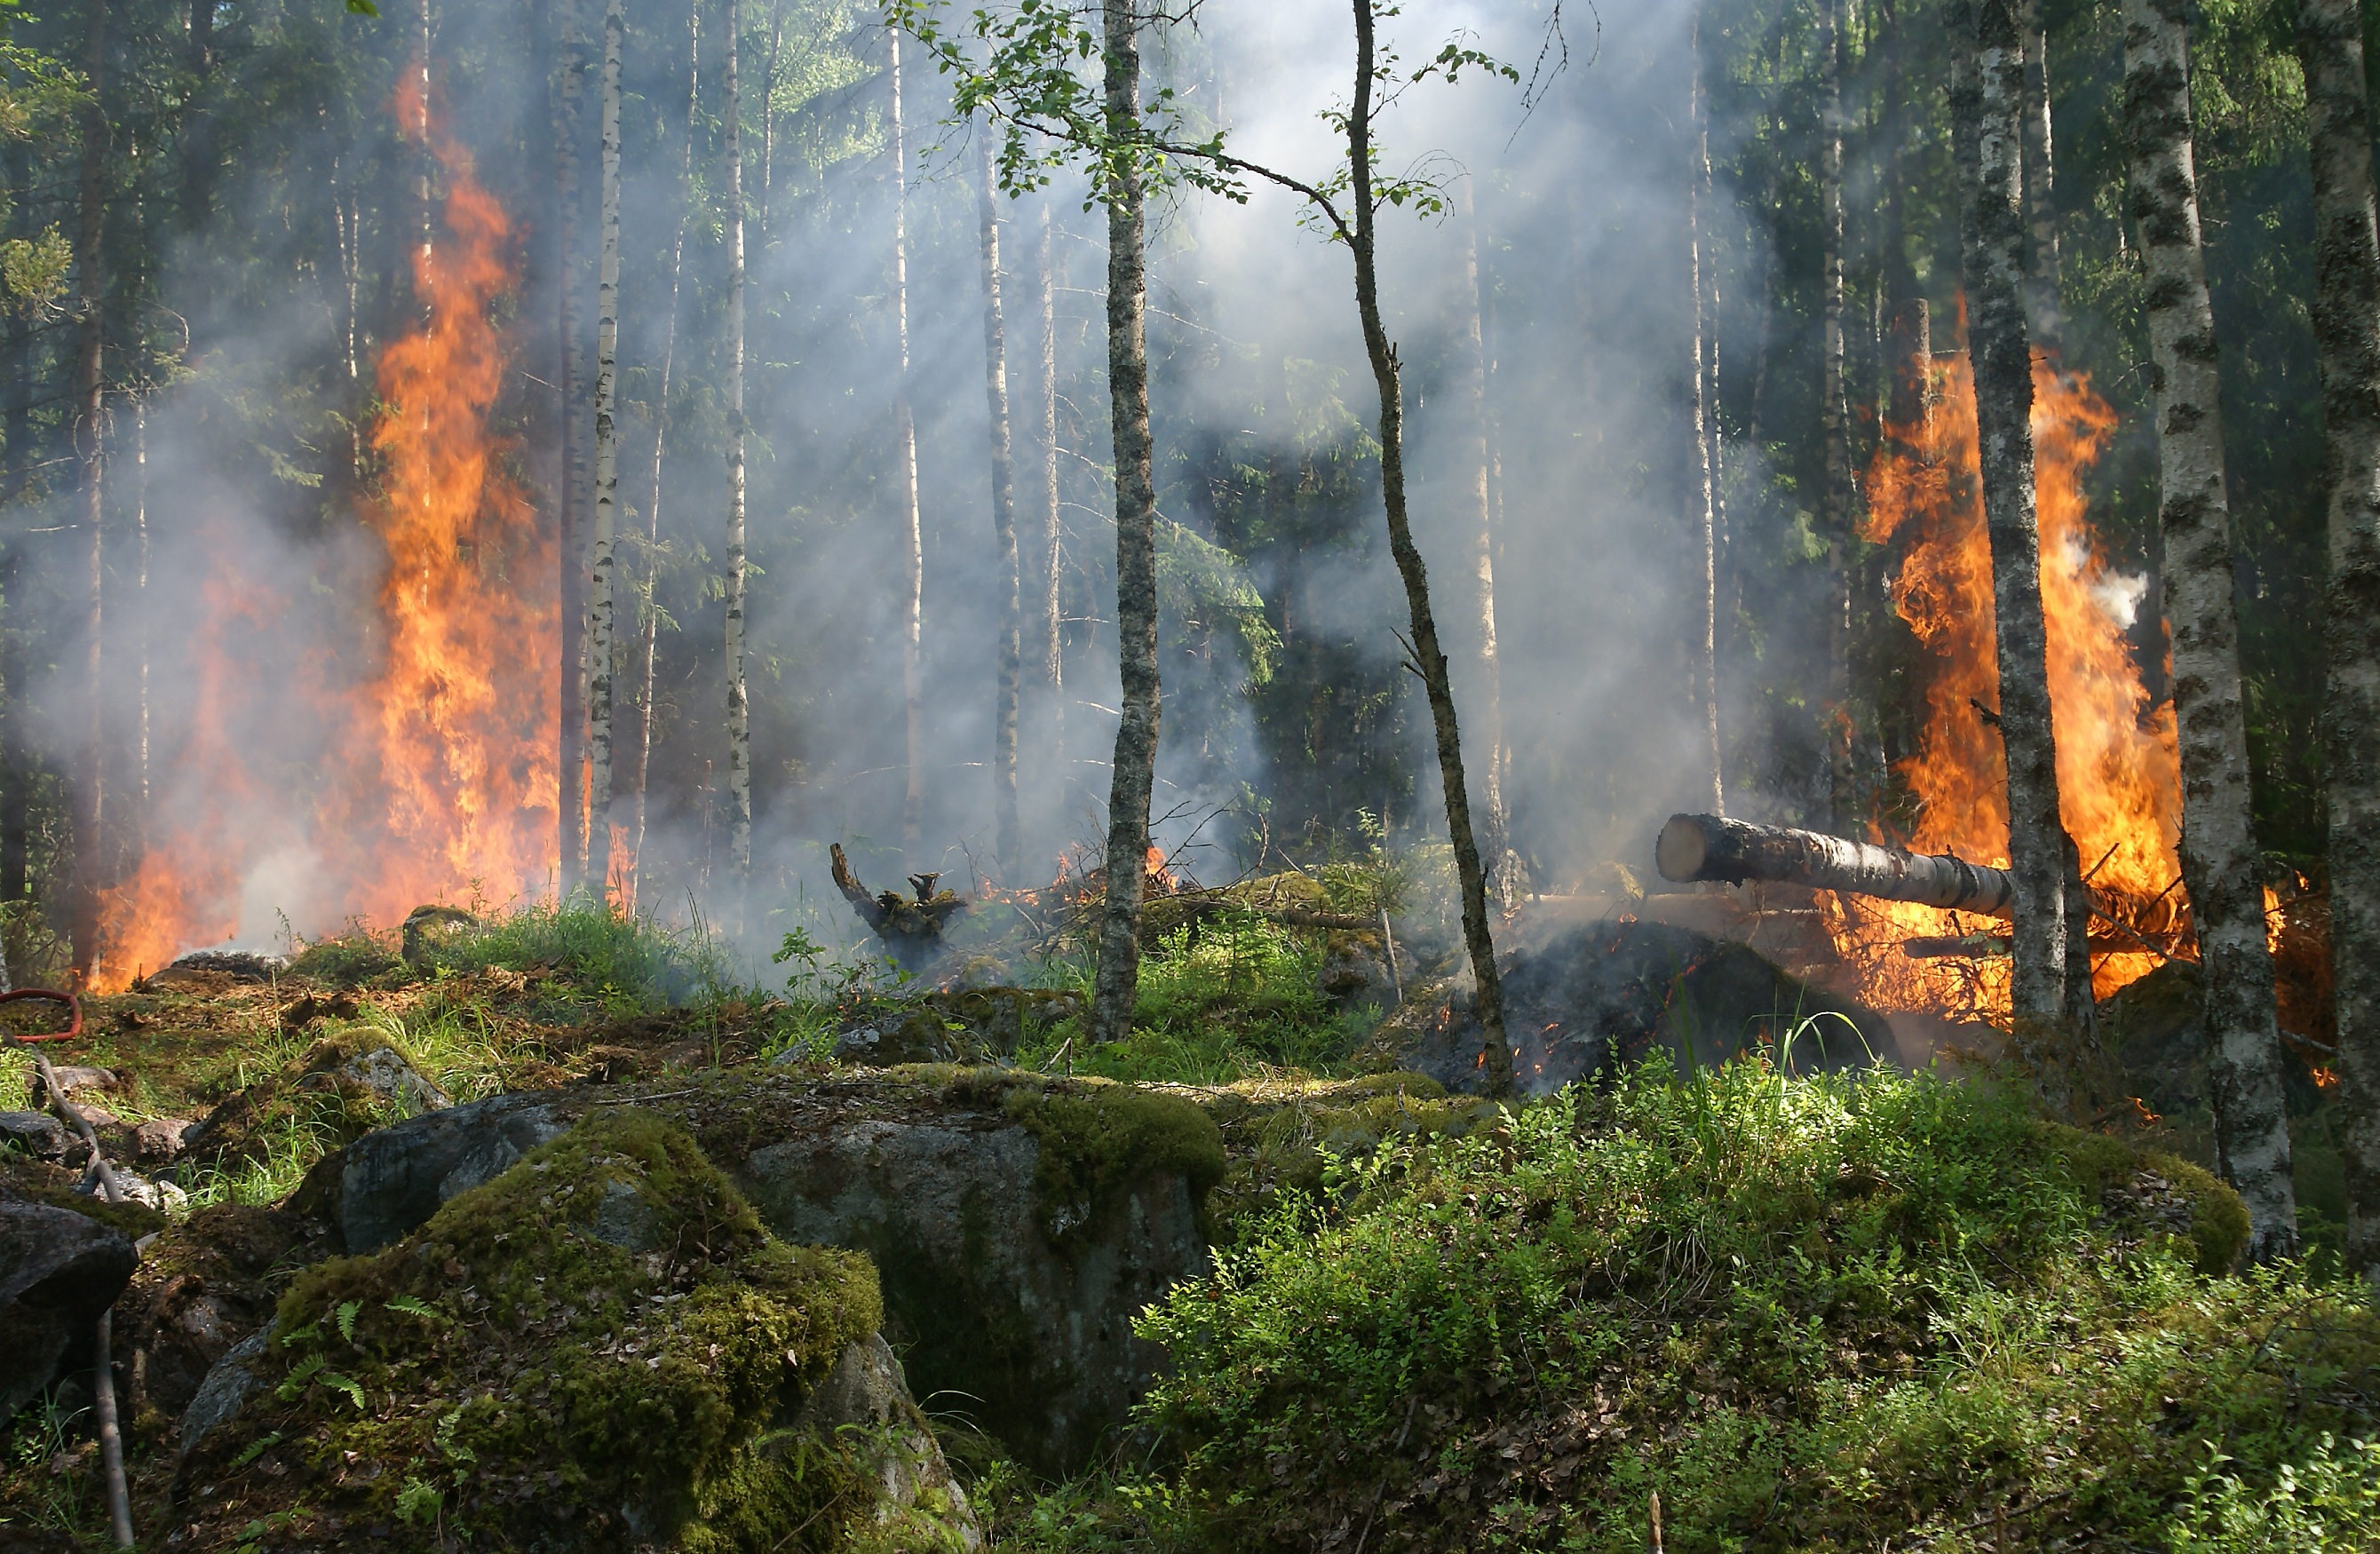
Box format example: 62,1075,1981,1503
28,0,1760,975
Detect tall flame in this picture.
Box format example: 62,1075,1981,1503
89,75,555,989
1836,339,2183,1016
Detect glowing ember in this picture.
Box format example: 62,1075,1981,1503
1838,337,2184,1020
90,72,555,990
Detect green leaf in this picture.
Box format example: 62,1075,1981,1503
385,1296,439,1320
321,1371,369,1411
336,1300,361,1344
345,0,379,14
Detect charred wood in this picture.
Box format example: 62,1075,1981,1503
829,843,967,970
1657,813,2015,917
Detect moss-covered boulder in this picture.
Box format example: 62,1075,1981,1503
115,1204,337,1425
310,1069,1222,1476
166,1111,978,1552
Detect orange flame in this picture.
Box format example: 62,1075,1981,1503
90,72,555,989
1831,337,2182,1018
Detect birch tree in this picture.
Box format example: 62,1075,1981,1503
2017,0,2062,350
586,0,623,900
1687,8,1721,818
2297,0,2380,1279
891,24,925,867
1819,0,1852,829
1035,200,1064,760
725,0,752,879
1948,0,2072,1083
979,131,1022,881
630,0,698,907
1456,180,1515,889
2122,0,2297,1260
557,0,590,893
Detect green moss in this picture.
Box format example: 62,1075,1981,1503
178,1111,891,1551
997,1079,1226,1247
2045,1122,2253,1273
0,1153,167,1240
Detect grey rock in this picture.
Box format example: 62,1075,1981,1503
323,1092,568,1253
0,1110,70,1162
30,1066,115,1105
334,1075,1214,1475
177,1329,269,1466
329,1045,452,1114
87,1169,186,1215
134,1118,195,1162
0,1201,137,1423
795,1334,981,1550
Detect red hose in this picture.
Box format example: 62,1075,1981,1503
0,987,83,1043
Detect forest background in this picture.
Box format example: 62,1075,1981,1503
0,0,2347,977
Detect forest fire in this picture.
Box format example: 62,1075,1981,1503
1837,345,2184,1020
88,83,554,989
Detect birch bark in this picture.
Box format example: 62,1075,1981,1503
2124,0,2299,1265
556,0,589,893
1819,0,1854,829
1456,180,1513,890
1037,202,1065,757
2297,0,2380,1277
891,27,924,865
980,134,1022,881
1953,0,2073,1078
2018,0,2063,350
587,0,623,900
631,0,697,908
1088,0,1162,1048
725,0,752,878
1688,9,1722,818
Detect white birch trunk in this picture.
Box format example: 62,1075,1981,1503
891,26,924,867
2018,0,2064,350
1038,202,1065,757
1953,0,2073,1083
587,0,623,900
725,0,751,877
980,133,1022,881
2123,0,2297,1259
1456,180,1513,897
1688,8,1722,819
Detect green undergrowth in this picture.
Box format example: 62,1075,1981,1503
172,1110,918,1552
1017,912,1378,1084
290,896,734,1014
973,1060,2376,1553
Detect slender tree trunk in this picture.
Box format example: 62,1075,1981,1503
2298,0,2380,1279
725,0,752,877
980,135,1022,881
2018,0,2063,351
0,548,23,981
182,0,214,226
1346,0,1511,1096
1089,0,1161,1048
890,26,924,866
586,0,623,900
631,0,697,908
1952,0,2073,1078
1688,9,1722,819
132,397,147,843
556,0,589,893
69,0,107,982
2122,0,2303,1249
1037,201,1065,761
1456,181,1514,899
1818,0,1856,832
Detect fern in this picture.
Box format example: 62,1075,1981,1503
274,1352,326,1400
336,1300,361,1344
320,1371,368,1412
385,1296,438,1320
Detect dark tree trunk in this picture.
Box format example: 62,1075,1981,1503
70,0,107,983
980,134,1021,881
1088,0,1161,1048
2297,0,2380,1278
1345,0,1511,1095
1952,0,2074,1090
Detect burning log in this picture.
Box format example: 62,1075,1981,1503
1655,813,2015,918
829,843,968,970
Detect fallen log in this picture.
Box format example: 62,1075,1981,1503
1655,813,2015,919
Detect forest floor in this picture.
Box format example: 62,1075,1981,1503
1,894,2376,1551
